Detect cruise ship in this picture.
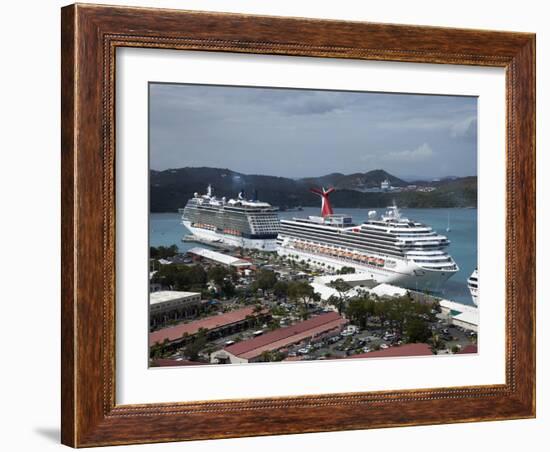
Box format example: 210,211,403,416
468,268,478,305
277,188,459,292
180,185,280,251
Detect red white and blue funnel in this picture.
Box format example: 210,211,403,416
310,187,335,217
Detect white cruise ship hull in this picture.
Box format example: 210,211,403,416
277,246,454,292
469,288,478,306
183,221,277,252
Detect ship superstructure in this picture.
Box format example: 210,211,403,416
180,185,280,251
277,187,459,291
468,268,478,305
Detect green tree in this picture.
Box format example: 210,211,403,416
151,263,208,291
208,265,228,287
336,266,356,275
328,278,352,314
184,328,208,361
405,318,431,343
252,269,277,294
273,281,289,299
220,279,236,298
288,281,318,319
345,296,375,328
258,350,285,362
150,245,179,259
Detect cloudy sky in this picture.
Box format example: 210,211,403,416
149,83,477,180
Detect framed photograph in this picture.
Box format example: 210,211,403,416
61,4,536,447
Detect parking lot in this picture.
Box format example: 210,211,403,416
163,296,477,362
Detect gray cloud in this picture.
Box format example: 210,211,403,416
382,143,434,161
149,83,477,180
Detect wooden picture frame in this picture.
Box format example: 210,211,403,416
61,3,535,447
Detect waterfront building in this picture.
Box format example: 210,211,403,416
149,291,201,328
439,299,478,332
187,247,252,269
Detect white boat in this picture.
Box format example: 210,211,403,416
467,268,478,305
180,185,280,251
277,187,459,292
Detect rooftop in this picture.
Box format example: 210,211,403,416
370,283,408,298
149,306,261,345
457,344,478,354
349,343,433,359
224,312,347,360
187,247,251,267
440,299,479,326
149,290,201,305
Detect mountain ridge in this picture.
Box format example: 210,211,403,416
150,167,477,212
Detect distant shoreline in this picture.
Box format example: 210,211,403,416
151,206,478,214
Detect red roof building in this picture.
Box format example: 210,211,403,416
211,312,347,364
457,344,478,354
149,306,266,346
349,343,433,359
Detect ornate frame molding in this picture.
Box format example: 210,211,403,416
61,4,535,447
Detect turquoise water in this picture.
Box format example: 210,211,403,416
150,207,477,305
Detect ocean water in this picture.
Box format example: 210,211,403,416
150,207,477,305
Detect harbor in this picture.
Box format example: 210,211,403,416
149,200,477,366
151,206,477,305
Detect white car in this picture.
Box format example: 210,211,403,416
343,325,359,335
380,343,389,349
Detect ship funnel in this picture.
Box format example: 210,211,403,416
310,187,335,217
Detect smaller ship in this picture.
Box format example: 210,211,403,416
468,268,478,305
180,185,280,251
